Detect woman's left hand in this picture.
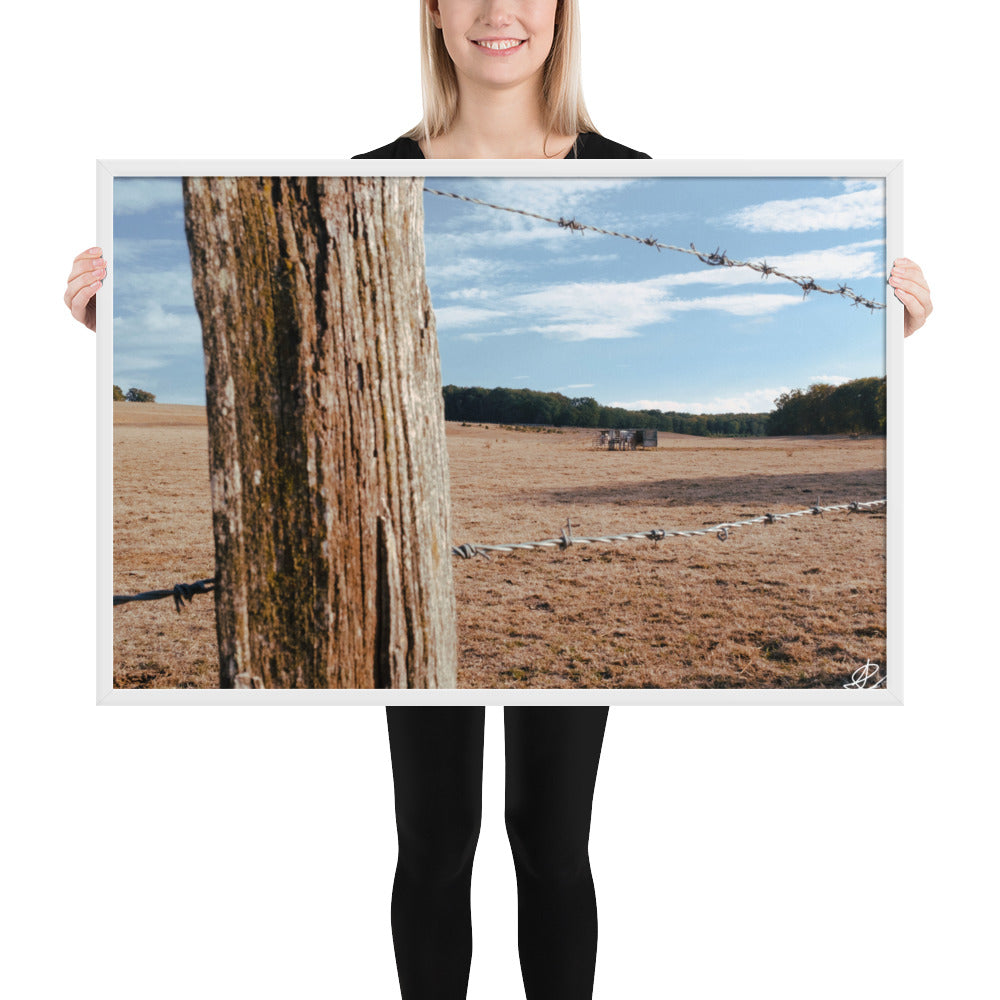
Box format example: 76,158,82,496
888,258,932,337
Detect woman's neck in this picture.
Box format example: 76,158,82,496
422,79,576,159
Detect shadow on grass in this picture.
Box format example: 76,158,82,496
534,468,887,509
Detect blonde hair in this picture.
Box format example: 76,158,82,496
403,0,599,153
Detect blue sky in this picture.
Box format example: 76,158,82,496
113,175,885,412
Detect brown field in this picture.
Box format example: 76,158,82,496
113,403,886,689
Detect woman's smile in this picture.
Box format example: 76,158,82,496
470,36,528,55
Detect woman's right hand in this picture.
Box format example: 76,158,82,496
64,247,107,331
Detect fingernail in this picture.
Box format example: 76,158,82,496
88,246,102,254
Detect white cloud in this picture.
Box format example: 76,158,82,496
113,304,203,353
523,322,639,341
113,354,172,374
424,218,576,256
440,286,499,302
133,302,195,334
424,178,648,260
427,230,883,343
506,277,801,340
456,329,523,343
659,292,800,317
808,374,854,385
114,178,184,215
838,179,882,193
460,177,643,220
721,186,884,232
612,387,792,415
658,239,885,288
115,266,196,309
516,279,666,319
511,279,664,341
447,270,808,342
425,256,514,283
113,237,190,265
433,305,509,329
546,252,621,266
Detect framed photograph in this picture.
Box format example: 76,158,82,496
97,159,902,705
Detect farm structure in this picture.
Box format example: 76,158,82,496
598,428,658,450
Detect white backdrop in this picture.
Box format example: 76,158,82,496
2,2,996,998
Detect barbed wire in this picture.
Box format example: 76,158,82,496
451,499,886,560
112,500,886,607
423,187,886,311
114,578,215,611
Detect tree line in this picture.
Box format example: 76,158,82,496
767,377,885,435
110,377,885,434
443,378,885,437
443,384,769,436
113,385,156,402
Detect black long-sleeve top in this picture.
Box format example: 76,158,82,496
353,132,651,159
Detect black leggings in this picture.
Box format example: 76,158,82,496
386,706,610,1000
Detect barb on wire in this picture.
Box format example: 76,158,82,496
451,498,886,559
114,577,215,612
423,187,886,311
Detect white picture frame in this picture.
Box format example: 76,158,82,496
97,158,903,705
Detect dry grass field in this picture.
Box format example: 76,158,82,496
113,403,886,689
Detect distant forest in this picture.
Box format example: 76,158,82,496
112,378,885,435
443,377,886,437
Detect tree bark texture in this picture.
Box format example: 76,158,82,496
182,176,456,689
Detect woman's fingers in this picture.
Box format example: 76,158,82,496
63,266,105,308
892,284,924,310
888,257,932,337
68,278,101,330
65,247,106,330
890,258,929,293
71,246,103,264
888,275,923,298
895,285,928,338
68,246,105,283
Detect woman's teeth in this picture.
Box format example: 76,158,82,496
475,39,525,50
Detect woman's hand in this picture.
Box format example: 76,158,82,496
888,257,932,337
64,247,106,332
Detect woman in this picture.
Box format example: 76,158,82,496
64,3,933,998
357,9,642,998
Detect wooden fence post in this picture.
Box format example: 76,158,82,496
182,176,456,689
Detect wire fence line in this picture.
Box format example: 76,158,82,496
423,187,887,312
450,498,886,560
113,498,886,608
